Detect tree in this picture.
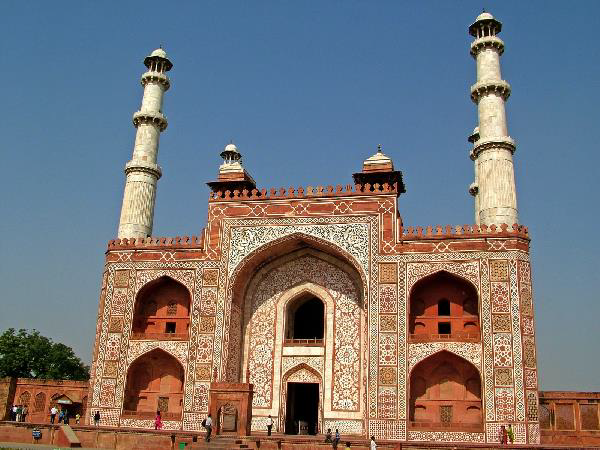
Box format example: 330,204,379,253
0,328,89,380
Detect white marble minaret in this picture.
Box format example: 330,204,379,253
468,12,518,226
117,48,172,238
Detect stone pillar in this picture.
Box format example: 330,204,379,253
117,48,173,238
208,382,254,436
469,13,518,226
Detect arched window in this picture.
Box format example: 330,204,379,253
409,272,480,341
123,349,184,418
285,295,325,341
34,392,46,412
409,351,482,428
132,277,191,339
19,391,31,407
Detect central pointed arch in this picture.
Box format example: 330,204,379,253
223,237,366,431
227,232,367,309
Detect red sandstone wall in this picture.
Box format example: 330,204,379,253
12,378,89,424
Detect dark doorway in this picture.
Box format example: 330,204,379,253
287,297,324,340
285,383,319,435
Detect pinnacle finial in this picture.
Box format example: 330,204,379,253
377,144,382,153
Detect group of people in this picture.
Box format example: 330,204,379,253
49,406,80,424
9,405,28,422
499,424,516,444
324,428,377,449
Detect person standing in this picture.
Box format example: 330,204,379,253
333,429,340,448
21,406,28,422
370,435,377,450
154,410,163,430
75,413,81,424
50,406,58,424
507,424,515,444
16,405,22,422
266,415,273,436
93,410,100,427
498,425,507,444
204,413,213,442
63,410,69,425
58,409,64,424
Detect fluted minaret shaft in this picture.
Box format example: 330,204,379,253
117,49,172,238
469,13,518,226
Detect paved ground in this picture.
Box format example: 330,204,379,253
0,443,100,450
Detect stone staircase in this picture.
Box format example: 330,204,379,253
189,436,250,449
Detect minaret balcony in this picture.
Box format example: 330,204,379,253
141,71,170,89
470,80,511,103
472,136,516,158
470,35,504,57
124,160,162,179
132,110,168,131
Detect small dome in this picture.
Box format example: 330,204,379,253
476,11,494,21
472,126,479,134
224,143,238,153
150,48,167,58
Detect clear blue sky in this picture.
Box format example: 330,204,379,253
1,1,598,391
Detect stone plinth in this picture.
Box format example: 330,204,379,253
209,382,253,436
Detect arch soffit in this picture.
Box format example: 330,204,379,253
232,235,366,308
126,342,188,369
282,363,323,384
279,281,333,312
134,272,194,301
407,265,480,296
408,348,482,377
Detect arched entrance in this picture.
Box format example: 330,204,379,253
409,351,482,430
123,349,184,419
281,365,323,435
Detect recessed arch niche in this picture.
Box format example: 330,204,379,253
409,351,482,428
132,276,191,339
409,271,480,341
123,348,184,418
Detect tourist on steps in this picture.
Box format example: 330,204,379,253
332,429,340,448
266,414,273,436
498,425,507,444
324,428,332,443
50,406,58,423
370,435,377,450
203,413,213,442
